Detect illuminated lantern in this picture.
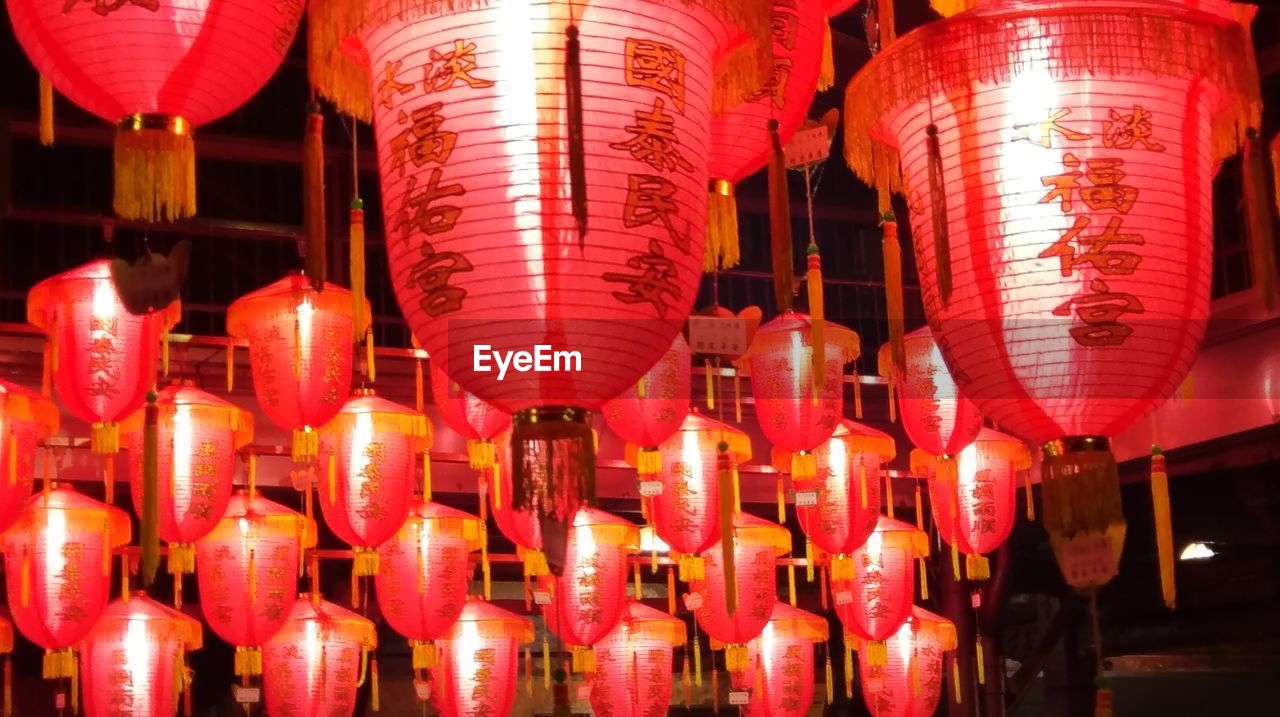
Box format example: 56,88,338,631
195,492,318,677
744,311,860,477
540,508,640,669
845,0,1260,595
432,601,534,717
491,429,545,575
830,516,927,665
853,607,957,717
0,379,58,534
693,512,791,672
589,601,686,717
317,390,429,575
375,501,484,671
431,364,511,470
7,0,303,221
1,486,130,678
27,259,179,499
729,603,829,717
80,595,202,717
635,411,750,581
604,334,692,475
120,381,252,575
263,597,377,717
226,275,366,462
918,427,1031,580
878,327,983,463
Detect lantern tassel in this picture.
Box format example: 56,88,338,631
1025,465,1036,521
788,561,797,606
1150,447,1176,609
919,557,930,600
693,634,703,687
976,636,986,685
70,654,78,714
366,331,376,383
854,374,864,419
925,124,953,308
667,566,677,614
776,476,786,524
682,653,692,708
104,455,115,505
114,114,195,221
542,637,551,689
371,656,380,712
706,179,740,270
566,24,588,244
716,442,737,615
768,119,794,312
882,207,907,373
226,338,235,392
807,246,826,389
350,199,367,340
1042,438,1125,590
825,650,835,705
953,657,963,704
510,407,594,543
303,103,326,290
38,75,54,146
704,359,715,410
885,470,896,520
818,19,835,91
844,643,854,700
1245,129,1276,311
140,390,160,586
967,554,991,581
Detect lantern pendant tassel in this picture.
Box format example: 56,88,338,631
791,451,815,480
140,390,160,586
807,245,826,390
234,647,262,678
967,554,991,581
1150,447,1176,609
706,179,740,270
42,648,74,680
882,205,907,372
39,75,54,146
350,198,368,340
976,635,987,685
716,442,737,615
1245,129,1276,311
925,124,953,308
865,640,887,667
370,656,380,712
303,103,326,290
114,114,195,221
768,119,794,311
566,24,588,245
1041,438,1125,590
825,646,835,705
292,428,318,464
510,408,595,561
818,18,835,91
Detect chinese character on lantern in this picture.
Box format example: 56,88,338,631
853,607,957,717
729,602,829,717
80,594,202,717
590,601,687,717
432,601,534,717
262,597,377,717
831,516,927,667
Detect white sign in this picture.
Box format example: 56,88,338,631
413,679,432,701
639,481,664,497
683,592,704,611
835,590,853,606
687,316,747,356
233,687,261,704
729,691,751,706
1059,534,1119,588
785,125,833,168
794,490,819,508
533,591,552,606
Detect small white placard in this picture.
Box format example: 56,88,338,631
785,125,833,168
687,316,747,357
233,687,261,704
533,591,552,606
794,490,819,507
835,590,853,606
576,684,592,702
413,679,432,701
639,480,664,497
55,695,66,710
729,691,751,706
683,592,704,611
1060,535,1119,588
970,591,983,609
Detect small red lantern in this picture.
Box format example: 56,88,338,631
120,381,253,575
590,601,686,717
604,335,693,475
80,594,202,717
227,275,366,462
729,602,829,717
744,311,859,477
853,607,957,717
878,327,983,460
27,259,180,500
195,491,318,678
432,601,534,717
0,379,58,534
830,516,927,666
375,500,484,670
317,390,429,575
918,427,1031,580
1,486,131,678
263,596,378,717
430,364,511,469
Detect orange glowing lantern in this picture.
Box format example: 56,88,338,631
430,364,511,470
0,379,58,534
729,602,829,717
80,594,202,717
853,607,957,717
590,601,686,717
604,335,693,476
432,601,535,717
830,516,928,666
878,327,983,464
263,597,378,717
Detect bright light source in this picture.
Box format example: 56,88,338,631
1179,542,1215,561
639,525,670,554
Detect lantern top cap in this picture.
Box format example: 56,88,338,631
213,492,319,548
877,326,942,378
27,258,181,330
627,411,751,464
764,601,830,642
318,393,432,450
7,487,132,547
407,500,486,551
272,596,377,650
909,427,1032,471
741,311,861,369
863,515,930,558
226,274,368,339
447,601,535,645
617,601,687,647
91,595,204,651
832,418,897,460
0,378,59,438
119,382,254,448
708,512,791,555
572,507,641,551
905,605,958,651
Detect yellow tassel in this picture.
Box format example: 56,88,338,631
733,370,742,423
967,554,991,581
234,647,263,678
491,462,503,511
1245,129,1276,311
121,553,130,600
113,114,196,222
303,104,326,290
844,643,854,700
865,640,887,667
768,119,795,312
693,635,703,687
226,338,235,392
807,246,826,389
777,476,786,523
572,646,596,673
542,637,551,689
162,330,170,376
70,654,78,713
633,561,642,599
825,652,835,705
919,557,930,600
854,375,863,419
38,75,54,146
859,464,868,509
667,567,677,614
791,452,816,479
306,0,372,121
882,207,907,377
482,534,492,600
350,199,368,340
888,377,897,423
682,654,692,708
885,470,896,519
104,456,115,505
637,447,661,476
806,539,815,583
716,443,736,615
788,562,797,606
953,657,963,704
422,452,432,501
371,656,380,712
328,454,337,505
365,331,376,383
725,644,750,673
636,375,647,400
705,359,715,410
818,19,835,92
1151,448,1176,609
952,543,961,582
976,637,986,685
351,564,360,609
915,482,924,529
248,454,257,501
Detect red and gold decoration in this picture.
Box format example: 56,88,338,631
604,334,693,475
263,597,378,717
80,594,202,717
853,606,957,717
0,379,58,533
430,363,511,470
878,327,983,465
432,600,534,717
729,602,829,717
830,516,928,666
492,429,546,576
589,601,686,717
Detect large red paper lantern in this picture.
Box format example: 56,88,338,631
432,601,534,717
317,390,429,575
1,486,130,678
0,379,58,534
918,427,1030,580
6,0,303,221
878,327,983,460
195,492,317,677
80,594,202,717
845,0,1259,591
744,311,860,477
430,363,511,469
120,381,252,575
226,275,365,463
590,601,686,717
729,603,829,717
263,597,377,717
830,516,927,665
375,500,483,670
604,334,692,474
853,607,957,717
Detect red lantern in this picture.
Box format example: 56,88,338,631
27,259,180,499
226,275,365,462
317,390,429,575
589,601,686,717
830,516,927,665
0,379,58,534
375,500,484,670
120,381,252,575
7,0,303,221
432,601,534,717
918,427,1030,580
692,512,791,672
80,594,202,717
729,602,829,717
845,0,1259,592
604,334,693,474
1,486,130,678
263,596,377,717
878,327,983,459
853,607,957,717
195,491,317,677
745,311,860,477
430,363,511,470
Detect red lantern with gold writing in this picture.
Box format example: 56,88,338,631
590,601,686,717
1,486,130,678
604,334,692,475
431,363,511,470
432,601,534,717
878,327,983,461
729,602,829,717
195,492,317,678
263,597,377,717
853,607,957,717
0,379,58,534
375,501,483,671
80,594,202,717
830,516,927,666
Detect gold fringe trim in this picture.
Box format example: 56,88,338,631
705,180,740,271
636,446,662,476
91,422,120,454
677,554,705,582
234,646,262,677
966,553,990,581
308,0,373,121
791,451,816,479
42,648,74,680
411,641,437,670
168,542,196,575
292,428,318,463
353,547,380,576
572,646,597,673
114,117,196,222
467,439,495,470
818,19,835,91
724,644,750,673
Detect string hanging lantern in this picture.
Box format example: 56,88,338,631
80,594,202,717
604,335,693,476
0,379,58,534
728,602,829,717
830,516,927,666
432,601,535,717
430,363,511,470
589,601,687,717
262,597,378,717
853,606,957,717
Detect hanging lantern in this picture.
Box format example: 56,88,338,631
830,516,927,666
432,601,534,717
692,512,791,673
744,311,860,478
491,429,546,575
375,500,484,671
317,390,429,575
845,0,1260,599
589,601,686,717
878,326,983,464
263,597,378,717
431,363,511,470
27,259,180,500
0,379,58,534
7,0,303,221
604,334,693,476
120,381,252,575
226,275,366,463
80,594,202,717
853,607,957,717
1,486,131,678
195,491,318,678
728,602,829,717
918,427,1031,580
